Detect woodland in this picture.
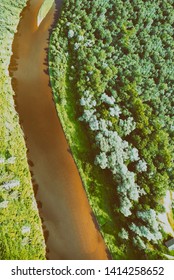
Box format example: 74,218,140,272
0,0,174,260
49,0,174,259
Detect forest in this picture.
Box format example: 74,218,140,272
0,0,174,260
49,0,174,259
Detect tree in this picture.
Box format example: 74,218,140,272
118,228,129,240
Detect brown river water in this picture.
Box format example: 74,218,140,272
9,0,109,260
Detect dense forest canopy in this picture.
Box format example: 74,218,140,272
49,0,174,258
0,0,174,260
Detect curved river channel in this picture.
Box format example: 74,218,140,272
9,0,109,260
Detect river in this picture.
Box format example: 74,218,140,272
9,0,109,260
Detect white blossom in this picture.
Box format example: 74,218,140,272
118,228,129,240
137,159,147,172
84,40,93,47
1,180,20,191
6,157,16,164
84,90,90,97
120,165,128,175
129,147,140,162
74,42,80,50
102,62,108,68
120,196,132,217
21,226,31,235
101,93,115,105
95,152,108,169
10,190,19,200
128,183,140,201
21,237,29,246
139,188,146,196
133,236,146,250
80,97,86,106
79,109,96,122
78,35,84,41
129,223,161,242
170,125,174,131
137,209,161,234
109,105,121,117
68,30,74,38
0,158,5,164
89,115,99,131
0,200,8,209
119,117,136,136
99,119,109,132
95,133,110,152
80,94,95,108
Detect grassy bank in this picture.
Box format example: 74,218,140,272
49,50,128,260
49,8,144,261
0,0,45,259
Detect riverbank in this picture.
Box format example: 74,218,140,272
49,56,126,259
0,0,45,259
9,0,109,260
49,6,130,260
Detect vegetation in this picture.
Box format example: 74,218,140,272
49,0,174,259
0,0,45,259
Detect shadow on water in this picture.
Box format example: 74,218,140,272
9,0,64,259
8,0,110,260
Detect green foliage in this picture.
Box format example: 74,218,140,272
49,0,174,259
0,0,45,259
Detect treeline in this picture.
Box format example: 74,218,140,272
0,0,45,259
49,0,174,258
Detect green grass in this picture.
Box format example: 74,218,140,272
0,0,45,259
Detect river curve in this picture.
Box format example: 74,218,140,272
9,0,109,260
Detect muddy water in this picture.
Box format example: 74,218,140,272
9,0,109,260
